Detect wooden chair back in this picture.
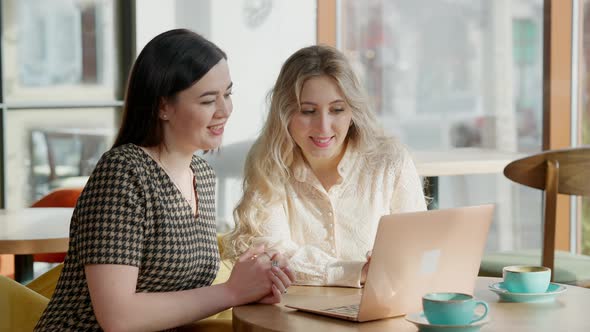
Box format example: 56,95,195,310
504,147,590,279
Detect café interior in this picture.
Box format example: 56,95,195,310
1,0,590,331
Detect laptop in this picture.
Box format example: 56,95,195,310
286,204,494,322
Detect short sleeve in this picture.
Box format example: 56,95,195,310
73,151,146,267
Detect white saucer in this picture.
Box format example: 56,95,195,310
405,312,490,332
488,282,567,303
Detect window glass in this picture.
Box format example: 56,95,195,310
339,0,544,251
1,0,121,209
5,108,116,208
1,0,118,102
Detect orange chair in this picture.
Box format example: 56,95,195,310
31,188,83,263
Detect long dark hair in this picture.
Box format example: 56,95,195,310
113,29,227,148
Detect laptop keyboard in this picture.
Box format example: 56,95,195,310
323,304,360,316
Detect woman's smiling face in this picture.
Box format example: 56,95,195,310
160,59,233,151
288,75,353,164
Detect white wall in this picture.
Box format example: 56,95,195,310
135,0,176,55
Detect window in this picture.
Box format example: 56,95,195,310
6,108,116,207
1,0,126,208
339,0,545,251
3,0,118,102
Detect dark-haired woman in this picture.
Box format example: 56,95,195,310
35,29,294,331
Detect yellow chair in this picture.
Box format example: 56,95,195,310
26,263,64,299
0,274,49,331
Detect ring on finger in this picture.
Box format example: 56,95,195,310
271,260,280,268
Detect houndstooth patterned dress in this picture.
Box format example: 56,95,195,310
35,143,219,331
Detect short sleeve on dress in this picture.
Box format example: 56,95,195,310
74,150,146,267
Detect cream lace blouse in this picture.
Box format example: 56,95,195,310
252,142,427,288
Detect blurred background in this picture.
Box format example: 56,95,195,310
0,0,588,275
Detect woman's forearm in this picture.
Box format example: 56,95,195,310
94,282,238,332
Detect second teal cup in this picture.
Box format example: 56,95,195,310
502,265,551,293
422,292,489,326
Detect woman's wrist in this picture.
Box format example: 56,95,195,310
217,282,241,307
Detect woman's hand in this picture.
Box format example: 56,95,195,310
256,252,295,304
224,245,275,305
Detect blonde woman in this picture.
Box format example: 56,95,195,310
223,45,426,288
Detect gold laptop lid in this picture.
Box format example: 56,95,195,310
357,204,494,322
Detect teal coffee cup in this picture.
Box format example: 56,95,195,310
422,292,489,326
502,265,551,293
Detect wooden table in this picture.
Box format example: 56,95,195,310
412,148,523,177
230,277,590,331
0,208,73,282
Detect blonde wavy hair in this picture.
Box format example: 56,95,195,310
222,45,396,261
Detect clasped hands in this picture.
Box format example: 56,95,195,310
226,245,295,305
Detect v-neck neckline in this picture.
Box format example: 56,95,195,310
135,144,199,219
